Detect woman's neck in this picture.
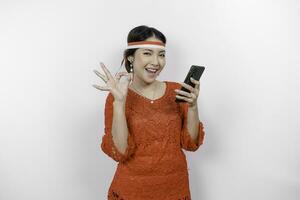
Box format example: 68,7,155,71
130,79,159,93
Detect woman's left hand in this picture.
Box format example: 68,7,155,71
175,77,200,108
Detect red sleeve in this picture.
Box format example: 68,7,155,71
179,101,205,151
100,93,136,162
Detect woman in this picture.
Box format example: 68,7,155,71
93,25,205,200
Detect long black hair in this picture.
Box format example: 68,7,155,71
119,25,167,73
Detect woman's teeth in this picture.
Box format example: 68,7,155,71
145,68,158,73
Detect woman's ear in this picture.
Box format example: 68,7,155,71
127,56,134,63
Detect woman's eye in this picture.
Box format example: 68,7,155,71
143,52,165,57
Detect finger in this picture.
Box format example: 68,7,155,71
190,77,200,89
175,89,193,98
180,82,195,93
190,92,197,99
115,72,128,79
114,71,127,76
93,69,108,82
92,84,110,91
114,72,121,81
128,73,133,84
175,94,193,103
99,62,114,81
191,87,199,97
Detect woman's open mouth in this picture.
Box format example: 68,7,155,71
145,68,158,76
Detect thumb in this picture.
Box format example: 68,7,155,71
127,72,133,82
126,73,133,85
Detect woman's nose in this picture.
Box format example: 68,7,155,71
151,55,159,65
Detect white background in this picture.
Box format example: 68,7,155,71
0,0,299,199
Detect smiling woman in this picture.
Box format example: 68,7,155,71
124,36,167,88
93,25,205,200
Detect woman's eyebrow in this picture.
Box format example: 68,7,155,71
142,48,166,53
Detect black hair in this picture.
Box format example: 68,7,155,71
119,25,167,73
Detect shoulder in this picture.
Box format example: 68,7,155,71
165,81,182,89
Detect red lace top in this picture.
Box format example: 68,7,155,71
101,81,205,200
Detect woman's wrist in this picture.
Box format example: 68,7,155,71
113,100,126,109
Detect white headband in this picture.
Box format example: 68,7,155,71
126,41,166,50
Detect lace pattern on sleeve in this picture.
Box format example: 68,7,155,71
100,93,136,162
179,101,205,151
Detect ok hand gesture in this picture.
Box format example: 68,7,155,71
93,62,133,103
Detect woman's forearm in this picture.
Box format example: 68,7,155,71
111,101,129,154
187,105,200,143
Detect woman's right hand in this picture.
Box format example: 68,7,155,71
93,62,133,103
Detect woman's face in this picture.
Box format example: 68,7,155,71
128,37,166,84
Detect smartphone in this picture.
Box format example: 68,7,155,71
175,65,205,103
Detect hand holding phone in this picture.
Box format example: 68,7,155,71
175,65,205,103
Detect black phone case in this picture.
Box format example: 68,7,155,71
175,65,205,103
